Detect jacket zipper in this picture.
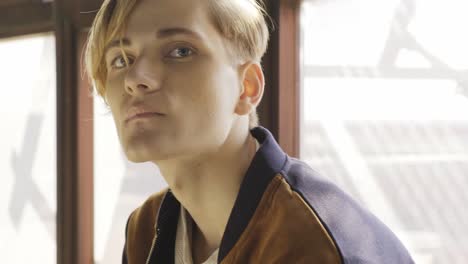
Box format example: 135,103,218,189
145,227,159,264
146,191,168,264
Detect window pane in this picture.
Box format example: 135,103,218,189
300,1,468,263
93,98,167,263
0,33,57,263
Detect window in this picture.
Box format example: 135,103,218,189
0,33,57,263
300,0,468,263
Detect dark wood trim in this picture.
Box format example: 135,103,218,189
55,0,79,261
77,30,94,264
262,0,301,157
75,0,105,30
0,2,53,39
0,0,34,7
55,1,93,264
259,13,279,143
278,0,301,157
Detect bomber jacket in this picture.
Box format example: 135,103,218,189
122,126,414,264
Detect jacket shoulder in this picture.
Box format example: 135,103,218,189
129,188,169,228
232,174,342,263
281,157,414,264
124,188,169,264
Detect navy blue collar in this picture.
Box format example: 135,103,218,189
218,126,288,262
150,126,288,263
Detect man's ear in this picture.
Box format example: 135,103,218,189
235,62,265,115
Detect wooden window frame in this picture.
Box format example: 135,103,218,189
0,0,302,263
263,0,301,157
1,1,95,264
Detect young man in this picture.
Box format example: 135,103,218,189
85,0,414,263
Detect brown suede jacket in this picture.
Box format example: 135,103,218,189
122,127,414,264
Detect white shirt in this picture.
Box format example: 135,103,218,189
174,206,219,264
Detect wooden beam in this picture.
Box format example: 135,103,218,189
262,0,301,157
55,0,79,258
277,0,301,158
77,30,94,264
0,2,53,38
55,1,94,264
0,0,33,7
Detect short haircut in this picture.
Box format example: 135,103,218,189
84,0,270,128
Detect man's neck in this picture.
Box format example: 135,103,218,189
156,125,258,256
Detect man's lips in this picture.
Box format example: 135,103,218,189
125,105,165,123
125,112,163,123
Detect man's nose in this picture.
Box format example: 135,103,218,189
124,58,162,95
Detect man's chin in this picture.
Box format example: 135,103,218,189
123,145,153,163
124,146,171,163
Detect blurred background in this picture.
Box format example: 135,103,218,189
0,0,467,263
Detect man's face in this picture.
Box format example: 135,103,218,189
104,0,241,162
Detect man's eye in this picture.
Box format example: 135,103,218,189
168,47,194,58
111,56,132,69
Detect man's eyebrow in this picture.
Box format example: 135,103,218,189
156,27,203,40
104,38,131,54
104,27,203,54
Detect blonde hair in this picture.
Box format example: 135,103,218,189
84,0,270,128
